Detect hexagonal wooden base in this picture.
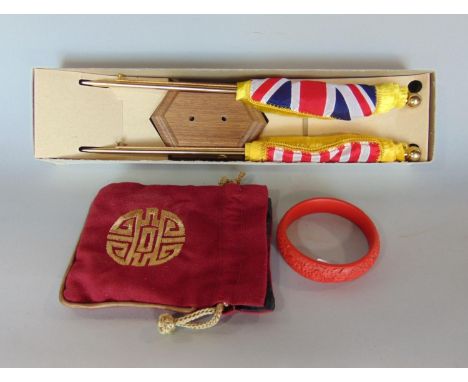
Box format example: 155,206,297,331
150,91,267,147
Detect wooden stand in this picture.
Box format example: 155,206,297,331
150,91,267,147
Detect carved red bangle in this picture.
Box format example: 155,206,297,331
277,198,380,283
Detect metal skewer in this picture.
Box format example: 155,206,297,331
79,74,237,94
79,145,244,156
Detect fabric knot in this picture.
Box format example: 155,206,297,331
158,313,176,335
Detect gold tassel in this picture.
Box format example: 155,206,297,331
218,171,246,186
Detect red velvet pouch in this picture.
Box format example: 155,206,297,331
61,182,274,333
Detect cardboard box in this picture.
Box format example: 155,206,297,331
33,68,435,164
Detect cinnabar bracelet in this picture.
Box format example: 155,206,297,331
277,198,380,283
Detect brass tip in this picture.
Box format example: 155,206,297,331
406,144,422,162
407,94,422,108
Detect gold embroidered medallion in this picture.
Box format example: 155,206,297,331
106,208,186,266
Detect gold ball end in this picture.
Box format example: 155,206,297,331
407,94,422,108
406,145,422,162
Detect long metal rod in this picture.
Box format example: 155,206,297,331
79,144,421,161
79,145,245,156
79,76,238,94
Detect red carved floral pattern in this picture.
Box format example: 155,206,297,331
276,198,380,283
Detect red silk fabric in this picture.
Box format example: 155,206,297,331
63,183,271,310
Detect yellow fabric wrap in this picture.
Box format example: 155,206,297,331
244,134,407,162
374,83,408,114
236,80,408,118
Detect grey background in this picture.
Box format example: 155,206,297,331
1,15,467,367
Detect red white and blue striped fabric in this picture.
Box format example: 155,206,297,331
249,78,377,121
266,142,381,163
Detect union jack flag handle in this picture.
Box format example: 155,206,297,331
81,75,420,122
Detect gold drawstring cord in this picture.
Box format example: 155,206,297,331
218,171,246,186
158,303,226,335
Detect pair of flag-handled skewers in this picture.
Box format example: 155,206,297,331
79,76,423,163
